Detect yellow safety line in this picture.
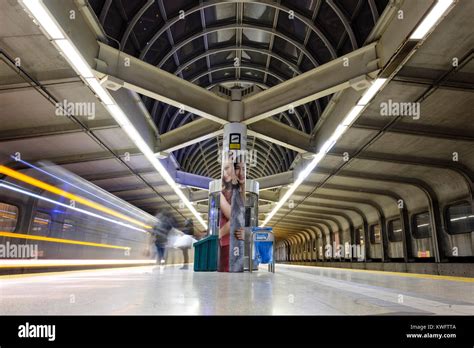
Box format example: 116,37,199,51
0,231,130,250
285,264,474,283
0,264,156,279
0,165,151,229
0,264,132,268
0,262,154,268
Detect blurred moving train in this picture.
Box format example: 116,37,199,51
0,157,175,272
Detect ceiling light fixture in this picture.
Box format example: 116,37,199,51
357,78,387,106
54,39,95,78
19,0,207,229
260,0,454,227
260,78,388,227
21,0,64,39
410,0,454,40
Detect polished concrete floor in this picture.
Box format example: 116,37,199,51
0,264,473,315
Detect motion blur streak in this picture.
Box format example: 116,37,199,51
12,157,154,222
0,231,130,250
0,259,155,268
0,165,152,229
0,182,149,233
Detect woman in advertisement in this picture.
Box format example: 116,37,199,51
218,151,245,272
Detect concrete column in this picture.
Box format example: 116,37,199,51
218,123,247,272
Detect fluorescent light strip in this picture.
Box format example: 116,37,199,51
450,215,474,222
410,0,454,40
21,0,64,39
54,39,94,78
357,78,387,106
106,105,208,230
332,124,348,141
85,78,115,105
261,153,324,226
0,183,148,233
19,0,207,230
342,105,364,126
260,78,388,227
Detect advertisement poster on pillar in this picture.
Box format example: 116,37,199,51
218,123,246,272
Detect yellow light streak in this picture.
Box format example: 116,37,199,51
0,231,130,250
0,165,151,229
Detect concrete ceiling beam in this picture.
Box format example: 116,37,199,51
157,119,222,154
242,42,380,124
95,42,229,125
248,118,313,153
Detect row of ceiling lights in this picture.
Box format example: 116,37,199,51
19,0,208,230
260,0,455,227
19,0,454,231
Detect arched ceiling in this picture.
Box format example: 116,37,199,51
89,0,388,179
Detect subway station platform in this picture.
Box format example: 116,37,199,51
1,2,474,345
1,264,473,315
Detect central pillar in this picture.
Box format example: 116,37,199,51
218,122,247,272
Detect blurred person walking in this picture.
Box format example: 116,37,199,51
153,212,175,265
179,218,194,269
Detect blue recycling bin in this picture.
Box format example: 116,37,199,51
254,241,273,264
249,227,275,273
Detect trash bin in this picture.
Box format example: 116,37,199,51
254,241,273,264
193,235,218,271
249,228,275,273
